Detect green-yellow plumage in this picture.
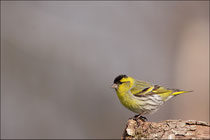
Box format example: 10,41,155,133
112,75,192,115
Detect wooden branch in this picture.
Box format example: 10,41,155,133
122,117,210,139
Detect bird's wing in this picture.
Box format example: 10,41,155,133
132,80,191,100
130,80,155,95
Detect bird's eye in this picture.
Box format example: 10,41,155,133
119,82,123,84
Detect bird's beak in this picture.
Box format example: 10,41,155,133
112,84,118,89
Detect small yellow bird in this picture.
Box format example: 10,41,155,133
112,74,192,119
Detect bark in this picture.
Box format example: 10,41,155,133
122,117,210,139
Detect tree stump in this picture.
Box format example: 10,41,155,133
122,118,210,139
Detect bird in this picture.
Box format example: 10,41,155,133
112,74,192,120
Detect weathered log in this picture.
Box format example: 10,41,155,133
122,118,210,139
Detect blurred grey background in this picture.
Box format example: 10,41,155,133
1,1,209,139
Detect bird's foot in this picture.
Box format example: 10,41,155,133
133,114,148,122
139,116,148,122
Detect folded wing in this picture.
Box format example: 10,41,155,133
132,80,191,101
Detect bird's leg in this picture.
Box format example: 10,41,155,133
134,114,141,118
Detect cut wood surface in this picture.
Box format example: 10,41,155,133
122,118,210,139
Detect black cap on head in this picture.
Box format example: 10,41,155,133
114,74,128,84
